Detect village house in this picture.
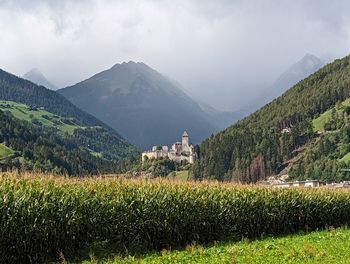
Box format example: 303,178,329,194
142,131,197,164
272,180,323,188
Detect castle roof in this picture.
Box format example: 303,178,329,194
182,131,188,137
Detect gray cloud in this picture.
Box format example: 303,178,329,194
0,0,349,111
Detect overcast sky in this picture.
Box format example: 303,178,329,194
0,0,349,111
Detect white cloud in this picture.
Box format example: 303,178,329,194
0,0,349,110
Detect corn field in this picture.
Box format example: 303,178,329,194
1,172,350,263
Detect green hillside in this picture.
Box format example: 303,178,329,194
0,144,13,159
312,99,350,132
0,68,136,149
0,100,85,133
193,55,350,183
0,68,103,127
287,97,350,182
0,109,137,175
0,69,139,175
313,109,333,132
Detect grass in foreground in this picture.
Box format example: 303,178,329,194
77,228,350,264
3,172,350,263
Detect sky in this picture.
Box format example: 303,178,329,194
0,0,350,111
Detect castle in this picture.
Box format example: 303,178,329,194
142,131,197,164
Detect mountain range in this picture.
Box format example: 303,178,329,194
23,68,57,90
2,52,340,179
59,62,229,149
23,56,319,151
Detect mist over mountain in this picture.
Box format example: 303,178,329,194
197,101,247,130
243,54,324,113
23,68,57,90
59,61,223,149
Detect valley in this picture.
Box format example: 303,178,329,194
1,1,350,263
2,54,350,183
0,46,347,264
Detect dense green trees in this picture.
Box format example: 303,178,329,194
72,127,136,160
0,110,137,175
0,111,120,175
193,55,350,183
288,122,350,182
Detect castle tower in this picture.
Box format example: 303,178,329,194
182,131,189,147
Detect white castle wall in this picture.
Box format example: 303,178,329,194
142,131,197,164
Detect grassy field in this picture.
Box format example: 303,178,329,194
0,100,84,133
168,170,189,180
312,99,350,132
0,143,14,159
312,108,333,132
339,152,350,163
76,228,350,264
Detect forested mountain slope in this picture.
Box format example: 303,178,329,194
193,55,350,183
288,99,350,182
0,69,111,128
0,109,132,175
0,69,138,174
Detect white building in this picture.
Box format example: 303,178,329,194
272,180,323,188
142,131,197,164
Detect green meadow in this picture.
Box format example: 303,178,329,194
0,143,13,159
0,100,84,133
72,228,350,264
